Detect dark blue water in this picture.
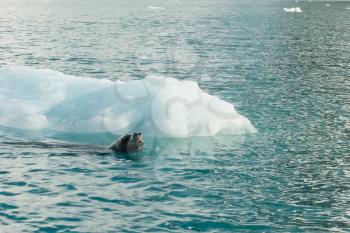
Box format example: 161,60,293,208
0,0,349,232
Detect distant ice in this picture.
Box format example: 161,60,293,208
283,7,303,13
148,6,165,10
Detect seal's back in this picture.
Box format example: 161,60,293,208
118,134,131,152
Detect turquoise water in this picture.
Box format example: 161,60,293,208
1,0,350,232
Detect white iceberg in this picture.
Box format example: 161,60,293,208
0,66,256,138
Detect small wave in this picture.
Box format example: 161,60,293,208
0,66,256,138
283,7,303,13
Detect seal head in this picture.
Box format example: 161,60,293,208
108,132,144,153
127,132,144,153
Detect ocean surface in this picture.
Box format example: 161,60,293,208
0,0,349,232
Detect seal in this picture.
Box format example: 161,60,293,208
108,132,144,153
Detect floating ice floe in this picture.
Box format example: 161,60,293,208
0,66,256,138
283,7,303,13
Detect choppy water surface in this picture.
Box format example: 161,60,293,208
0,0,349,232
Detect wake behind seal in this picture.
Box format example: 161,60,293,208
108,132,144,153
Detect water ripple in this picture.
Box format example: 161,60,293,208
0,0,349,232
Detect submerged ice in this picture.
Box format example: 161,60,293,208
0,66,256,138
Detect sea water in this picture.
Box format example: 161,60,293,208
0,0,349,232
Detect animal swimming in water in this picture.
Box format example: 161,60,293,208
108,132,144,153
